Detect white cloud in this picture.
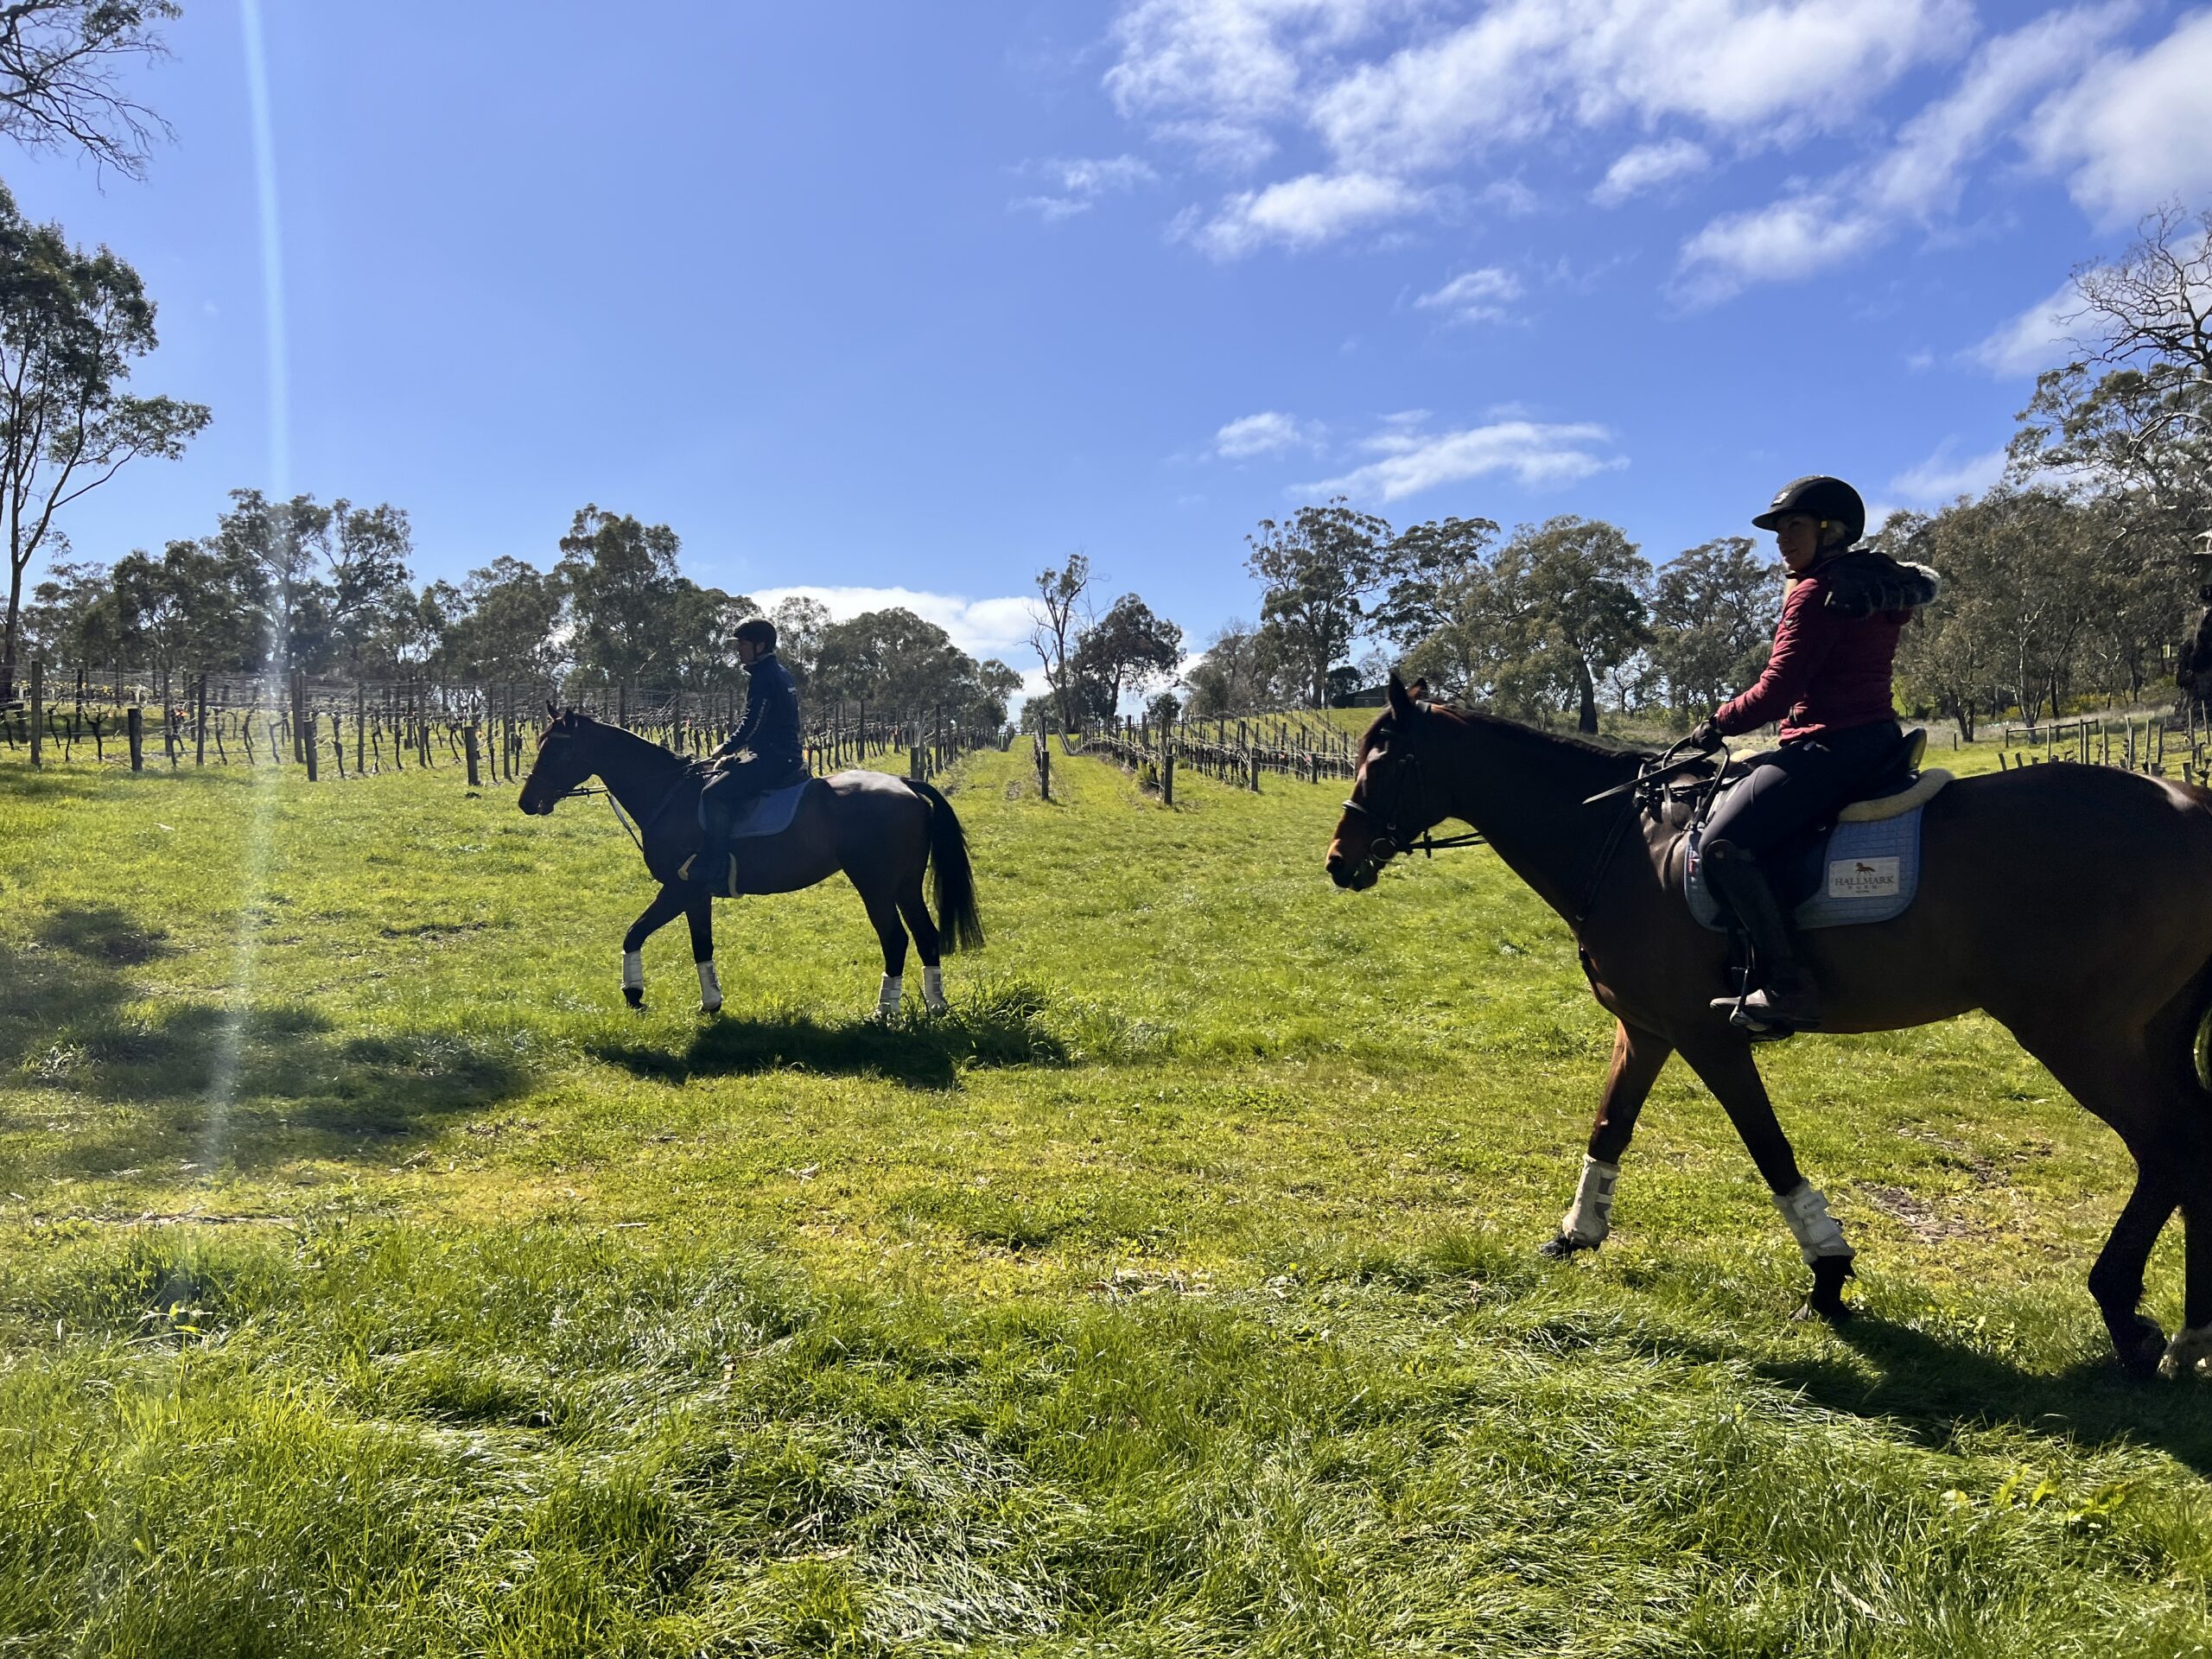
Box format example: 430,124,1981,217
2025,10,2212,222
1672,7,2120,298
1307,416,1624,501
1414,265,1522,322
750,586,1037,664
1890,442,2007,503
1011,153,1158,219
1969,278,2082,376
1185,169,1430,256
1675,194,1880,302
1591,138,1708,207
1306,0,1970,180
1866,3,2131,220
1214,410,1321,457
1310,3,1573,174
1104,0,1386,168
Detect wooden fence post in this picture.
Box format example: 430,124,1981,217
194,675,207,766
28,660,41,769
465,721,481,786
1160,747,1174,806
302,709,319,780
126,704,143,772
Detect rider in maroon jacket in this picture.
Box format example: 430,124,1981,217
1688,475,1939,1038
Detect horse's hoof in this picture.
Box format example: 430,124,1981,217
699,1001,723,1017
2158,1322,2212,1381
624,988,645,1010
1795,1255,1853,1323
1538,1233,1598,1261
2113,1314,2166,1378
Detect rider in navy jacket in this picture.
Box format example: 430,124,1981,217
688,616,806,887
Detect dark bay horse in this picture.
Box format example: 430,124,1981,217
1327,673,2212,1378
517,709,982,1018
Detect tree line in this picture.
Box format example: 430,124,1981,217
21,496,1027,729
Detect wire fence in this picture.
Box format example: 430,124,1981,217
0,663,1000,788
1067,708,1362,804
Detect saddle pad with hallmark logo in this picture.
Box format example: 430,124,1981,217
1684,806,1925,933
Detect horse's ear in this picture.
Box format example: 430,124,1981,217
546,698,560,720
1386,671,1416,722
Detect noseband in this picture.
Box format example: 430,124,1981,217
1341,731,1484,880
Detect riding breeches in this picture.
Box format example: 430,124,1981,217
1700,720,1903,857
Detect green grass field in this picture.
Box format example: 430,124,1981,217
3,739,2208,1656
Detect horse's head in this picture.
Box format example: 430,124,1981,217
1326,672,1446,891
517,702,596,816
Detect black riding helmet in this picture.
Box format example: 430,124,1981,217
1752,475,1866,547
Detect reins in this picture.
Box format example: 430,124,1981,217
557,768,697,861
1350,711,1734,934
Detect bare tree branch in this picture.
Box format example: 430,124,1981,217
0,1,179,179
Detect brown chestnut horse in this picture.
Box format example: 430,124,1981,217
1326,673,2212,1378
517,709,981,1018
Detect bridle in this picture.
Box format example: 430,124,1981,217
1341,712,1728,935
1339,718,1484,881
522,721,696,859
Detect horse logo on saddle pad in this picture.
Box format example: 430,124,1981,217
1684,763,1952,932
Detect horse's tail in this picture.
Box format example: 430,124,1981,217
906,779,985,952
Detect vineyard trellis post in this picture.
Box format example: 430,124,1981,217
28,660,41,769
126,705,143,772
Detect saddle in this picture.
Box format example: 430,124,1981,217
724,775,813,840
1683,728,1954,932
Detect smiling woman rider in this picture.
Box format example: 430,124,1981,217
1687,474,1940,1037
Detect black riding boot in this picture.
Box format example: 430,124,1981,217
1702,839,1821,1036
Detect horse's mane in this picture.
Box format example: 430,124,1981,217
1362,701,1654,764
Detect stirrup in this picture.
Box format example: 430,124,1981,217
1710,990,1818,1042
680,851,735,894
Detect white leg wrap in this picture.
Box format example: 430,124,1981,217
1774,1181,1853,1266
2161,1323,2212,1380
696,960,722,1011
877,973,903,1019
922,964,945,1012
622,950,644,992
1560,1156,1620,1244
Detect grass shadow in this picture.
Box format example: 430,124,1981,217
1,921,535,1175
1759,1312,2212,1478
34,903,175,965
591,986,1069,1092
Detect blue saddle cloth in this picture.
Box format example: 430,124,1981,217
1685,807,1925,933
702,779,810,841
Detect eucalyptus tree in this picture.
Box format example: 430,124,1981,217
0,0,179,177
0,184,209,696
1071,592,1183,717
1245,498,1394,708
1509,516,1652,734
1647,536,1779,715
2010,201,2210,558
1028,551,1092,733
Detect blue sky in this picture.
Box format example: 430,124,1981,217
10,1,2212,684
